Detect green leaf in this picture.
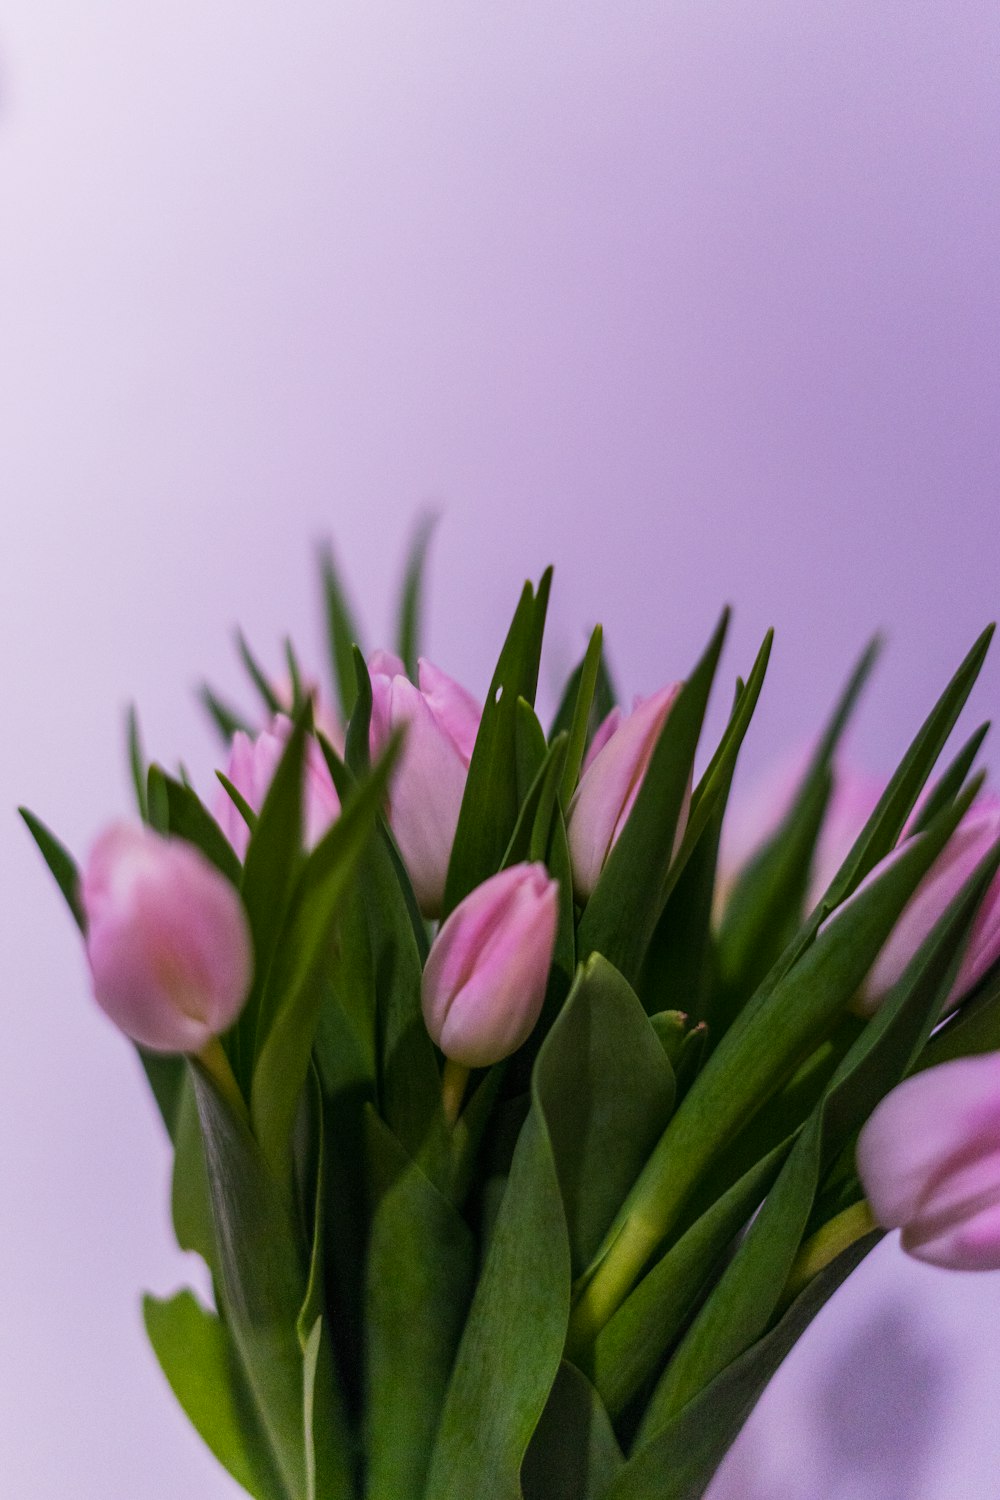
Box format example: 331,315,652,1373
251,740,399,1178
550,636,617,745
558,625,604,806
541,955,676,1276
171,1073,219,1279
572,782,980,1341
907,721,989,836
200,684,254,744
521,1362,624,1500
917,961,1000,1069
237,631,282,716
364,1109,476,1500
146,763,170,833
579,1138,793,1419
424,1003,571,1500
19,808,84,932
714,638,881,1013
144,1290,287,1500
344,646,373,776
320,543,365,721
189,1065,309,1500
641,835,1000,1429
396,510,438,681
126,705,149,821
156,768,243,886
601,1236,878,1500
442,570,552,914
576,610,731,987
230,706,309,1089
216,773,258,843
137,1047,187,1141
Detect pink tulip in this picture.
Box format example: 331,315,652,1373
369,654,482,916
857,1053,1000,1270
567,684,686,903
855,797,1000,1017
421,862,559,1067
81,823,253,1053
716,747,883,916
213,714,340,860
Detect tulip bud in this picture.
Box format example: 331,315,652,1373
856,1053,1000,1270
213,714,340,860
567,684,686,903
369,654,482,916
421,862,559,1067
855,798,1000,1016
81,823,253,1054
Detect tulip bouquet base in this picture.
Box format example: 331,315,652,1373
23,525,1000,1500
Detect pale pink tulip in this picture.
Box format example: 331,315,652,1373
213,714,340,860
369,654,482,916
81,823,253,1053
421,862,559,1067
857,1053,1000,1270
855,798,1000,1016
567,684,686,902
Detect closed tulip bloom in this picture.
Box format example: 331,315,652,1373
369,655,482,916
857,1053,1000,1270
81,823,253,1053
213,714,340,860
567,684,686,903
855,798,1000,1017
421,862,559,1067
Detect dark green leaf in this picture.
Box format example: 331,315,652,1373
19,808,84,931
601,1237,878,1500
396,511,438,681
442,570,553,914
521,1362,624,1500
558,625,604,806
127,705,149,821
576,611,731,987
200,684,254,744
320,543,365,721
364,1109,476,1500
907,722,989,835
155,768,243,886
344,646,373,776
237,631,281,716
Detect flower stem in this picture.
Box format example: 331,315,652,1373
781,1199,879,1308
442,1058,470,1126
196,1036,249,1125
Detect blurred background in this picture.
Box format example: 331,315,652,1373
2,3,999,1495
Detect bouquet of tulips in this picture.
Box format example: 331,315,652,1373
22,526,1000,1500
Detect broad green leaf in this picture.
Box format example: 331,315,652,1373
171,1073,219,1278
136,1047,187,1141
190,1065,309,1500
579,1138,792,1419
601,1237,878,1500
642,838,1000,1428
424,1012,571,1500
572,784,979,1341
395,511,438,681
251,741,399,1178
364,1110,476,1500
200,684,253,744
20,807,84,930
542,955,675,1276
442,570,552,914
144,1290,286,1500
320,543,365,720
127,705,149,821
576,610,731,987
521,1362,624,1500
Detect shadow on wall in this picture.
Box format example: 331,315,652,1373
708,1300,949,1500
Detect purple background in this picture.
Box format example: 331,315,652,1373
2,3,999,1495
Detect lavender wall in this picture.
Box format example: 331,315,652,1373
2,3,998,1495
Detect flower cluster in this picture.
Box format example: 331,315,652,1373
22,540,1000,1500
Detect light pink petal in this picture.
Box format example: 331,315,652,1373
417,658,482,766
